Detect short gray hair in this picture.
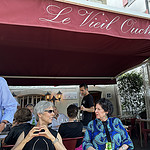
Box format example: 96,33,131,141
34,101,54,121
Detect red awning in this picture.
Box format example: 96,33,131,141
0,0,150,86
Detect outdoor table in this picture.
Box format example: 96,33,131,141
136,119,150,147
0,134,7,140
0,132,8,147
0,132,8,139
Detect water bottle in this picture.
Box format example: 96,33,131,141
32,116,36,125
105,142,112,150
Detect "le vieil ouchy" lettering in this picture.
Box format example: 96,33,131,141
39,5,150,36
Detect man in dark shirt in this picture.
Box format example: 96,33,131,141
79,83,94,128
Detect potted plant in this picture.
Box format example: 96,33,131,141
117,72,145,117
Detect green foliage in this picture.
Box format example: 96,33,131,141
117,72,145,116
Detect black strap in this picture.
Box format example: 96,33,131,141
102,121,111,142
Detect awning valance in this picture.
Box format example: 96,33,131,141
0,0,150,86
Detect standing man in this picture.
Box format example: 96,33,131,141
0,77,17,132
80,83,94,128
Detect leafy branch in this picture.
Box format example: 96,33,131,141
117,72,145,116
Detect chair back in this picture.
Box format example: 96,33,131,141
141,121,145,130
130,118,136,127
62,137,83,150
1,144,14,150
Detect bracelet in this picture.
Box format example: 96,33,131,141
52,138,59,145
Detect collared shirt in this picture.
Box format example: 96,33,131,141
83,117,134,150
49,113,69,131
0,77,17,123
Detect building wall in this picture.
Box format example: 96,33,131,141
107,0,147,13
88,85,120,116
124,0,146,12
86,0,106,4
9,85,120,117
107,0,123,8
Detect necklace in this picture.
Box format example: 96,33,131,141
32,138,39,150
43,138,49,150
32,138,49,150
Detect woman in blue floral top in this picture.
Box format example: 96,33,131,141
82,98,134,150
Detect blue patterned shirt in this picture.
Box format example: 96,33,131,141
82,117,134,150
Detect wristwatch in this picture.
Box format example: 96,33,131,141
1,121,7,124
52,138,59,144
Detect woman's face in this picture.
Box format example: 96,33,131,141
40,106,54,124
95,104,108,120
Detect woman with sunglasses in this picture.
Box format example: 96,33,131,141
12,101,67,150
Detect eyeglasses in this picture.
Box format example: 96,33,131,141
44,110,54,113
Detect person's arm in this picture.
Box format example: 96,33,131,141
117,118,134,150
0,120,8,132
118,144,129,150
82,121,95,150
80,95,94,113
11,132,25,150
0,78,17,127
12,127,42,150
80,106,94,112
87,147,96,150
54,133,67,150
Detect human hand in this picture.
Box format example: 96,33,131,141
25,127,41,143
118,146,126,150
38,125,54,140
80,105,86,111
118,144,128,150
0,123,5,132
87,146,96,150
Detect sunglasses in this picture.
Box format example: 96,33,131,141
44,110,54,113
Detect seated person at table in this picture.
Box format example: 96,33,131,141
12,101,66,150
59,104,83,148
82,98,134,150
49,106,69,131
25,103,37,125
3,108,33,145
